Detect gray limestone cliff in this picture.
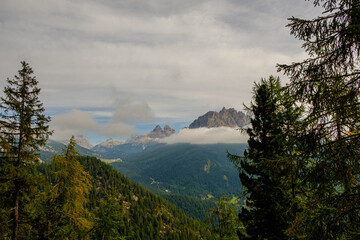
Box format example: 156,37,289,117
189,107,249,128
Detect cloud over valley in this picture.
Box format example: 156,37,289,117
162,127,248,145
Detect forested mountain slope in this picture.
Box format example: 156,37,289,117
111,143,246,219
39,155,215,239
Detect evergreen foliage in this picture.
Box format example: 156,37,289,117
230,1,360,239
229,76,303,239
278,0,360,238
0,61,52,240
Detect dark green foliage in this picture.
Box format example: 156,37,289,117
278,0,360,238
229,76,303,239
0,61,52,240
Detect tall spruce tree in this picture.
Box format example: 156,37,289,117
0,61,52,240
278,0,360,238
229,76,303,239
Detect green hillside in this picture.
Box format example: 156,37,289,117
111,143,246,219
38,155,215,239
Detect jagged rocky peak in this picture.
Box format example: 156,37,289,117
74,135,94,149
189,107,250,129
153,125,163,132
164,125,175,135
125,125,176,144
148,125,176,138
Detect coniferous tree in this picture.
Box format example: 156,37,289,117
46,137,93,239
278,0,360,237
229,76,303,239
0,61,52,240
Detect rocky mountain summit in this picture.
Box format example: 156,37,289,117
74,135,94,149
189,107,249,129
91,138,123,153
148,125,176,138
95,138,123,148
125,125,176,144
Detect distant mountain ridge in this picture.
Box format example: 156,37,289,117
189,107,249,129
39,139,101,162
126,125,176,143
41,107,248,161
91,138,123,154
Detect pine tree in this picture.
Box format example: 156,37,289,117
0,61,52,240
278,0,360,237
46,137,93,239
229,76,303,239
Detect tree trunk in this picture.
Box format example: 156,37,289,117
12,189,19,240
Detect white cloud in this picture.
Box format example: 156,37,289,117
112,96,154,123
50,95,153,140
50,109,98,140
97,122,134,138
161,127,248,144
51,109,96,130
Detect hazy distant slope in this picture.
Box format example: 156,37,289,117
91,125,176,159
39,139,101,162
111,143,246,199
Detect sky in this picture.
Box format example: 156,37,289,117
0,0,322,144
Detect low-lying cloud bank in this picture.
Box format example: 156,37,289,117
50,109,134,141
161,127,248,144
50,97,154,141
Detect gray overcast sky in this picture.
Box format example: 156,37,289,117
0,0,321,143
